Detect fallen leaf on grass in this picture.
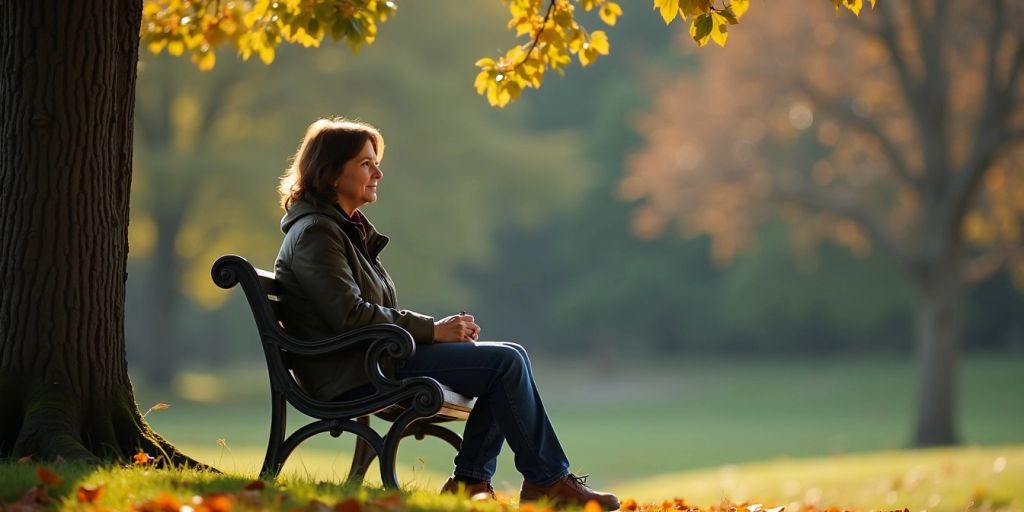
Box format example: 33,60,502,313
4,485,52,512
243,480,265,491
621,498,638,511
35,467,62,486
16,456,33,464
134,451,154,465
77,484,106,504
306,499,334,512
191,493,233,512
366,492,403,509
134,493,180,512
334,498,362,512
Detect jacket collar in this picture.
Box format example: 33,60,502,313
281,197,390,258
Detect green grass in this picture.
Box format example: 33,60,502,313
1,445,1020,511
615,444,1024,511
132,353,1024,493
0,463,495,511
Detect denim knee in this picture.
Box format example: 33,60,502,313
491,344,527,375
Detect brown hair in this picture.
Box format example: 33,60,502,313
278,118,385,210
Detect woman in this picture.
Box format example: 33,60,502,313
274,118,619,510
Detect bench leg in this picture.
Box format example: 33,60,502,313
379,409,428,490
346,416,376,486
260,392,288,479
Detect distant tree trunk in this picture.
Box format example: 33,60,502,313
145,213,186,388
910,257,962,447
0,0,197,465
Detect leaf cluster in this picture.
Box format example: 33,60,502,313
141,0,872,108
141,0,396,70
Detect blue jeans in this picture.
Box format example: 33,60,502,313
394,341,571,485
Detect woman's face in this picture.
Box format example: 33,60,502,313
334,139,382,215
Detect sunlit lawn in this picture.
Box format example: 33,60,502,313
1,446,1020,511
133,353,1024,495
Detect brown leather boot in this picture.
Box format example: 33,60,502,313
520,473,620,510
440,476,496,501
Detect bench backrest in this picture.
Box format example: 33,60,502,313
212,255,286,335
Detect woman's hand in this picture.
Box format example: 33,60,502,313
433,314,480,343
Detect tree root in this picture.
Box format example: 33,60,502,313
0,376,213,471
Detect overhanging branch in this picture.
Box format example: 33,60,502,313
772,185,909,264
796,79,920,190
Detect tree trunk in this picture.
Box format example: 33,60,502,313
0,0,198,465
910,264,962,447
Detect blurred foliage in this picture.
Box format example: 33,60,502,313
140,0,867,108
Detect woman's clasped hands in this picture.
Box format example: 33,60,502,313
433,313,480,343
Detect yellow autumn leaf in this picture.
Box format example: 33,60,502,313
731,0,750,18
580,47,596,66
258,44,275,64
654,0,680,24
194,50,216,71
474,70,491,94
689,13,713,46
167,39,185,56
680,0,710,18
291,27,321,48
589,30,610,54
147,39,168,54
600,2,623,26
710,12,729,46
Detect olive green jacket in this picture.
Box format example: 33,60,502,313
274,197,435,400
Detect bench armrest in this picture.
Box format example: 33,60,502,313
271,323,415,359
275,323,421,398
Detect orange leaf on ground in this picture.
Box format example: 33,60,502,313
35,466,63,486
135,493,181,512
11,485,52,510
194,493,233,512
621,498,639,511
77,484,106,503
306,499,334,512
243,480,265,491
334,498,362,512
367,492,403,509
133,450,153,465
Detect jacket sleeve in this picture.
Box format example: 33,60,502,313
290,219,436,344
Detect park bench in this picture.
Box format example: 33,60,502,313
211,254,476,488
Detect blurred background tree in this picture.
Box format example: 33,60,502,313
624,0,1024,446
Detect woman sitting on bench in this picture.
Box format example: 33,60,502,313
273,117,619,510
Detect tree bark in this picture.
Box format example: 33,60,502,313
910,264,962,447
0,0,198,465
